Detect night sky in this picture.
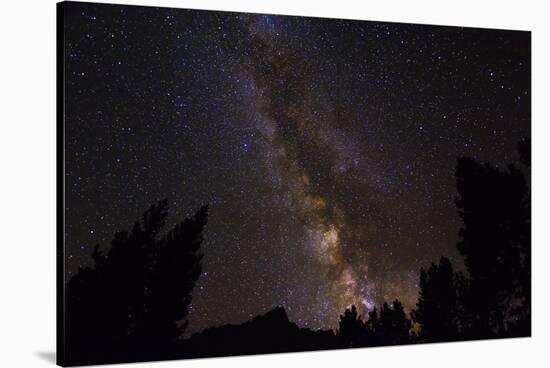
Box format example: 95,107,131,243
63,2,530,334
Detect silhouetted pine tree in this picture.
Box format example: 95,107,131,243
338,305,365,347
511,137,531,336
455,155,530,338
338,300,412,347
364,307,380,345
411,257,465,342
135,205,208,353
65,200,208,365
376,300,412,345
517,137,531,167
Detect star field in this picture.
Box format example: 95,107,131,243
63,2,530,334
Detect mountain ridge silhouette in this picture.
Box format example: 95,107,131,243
183,306,338,358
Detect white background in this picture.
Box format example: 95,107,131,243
1,0,549,367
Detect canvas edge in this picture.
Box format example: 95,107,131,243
56,1,67,367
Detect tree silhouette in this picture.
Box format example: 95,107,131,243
411,257,466,342
65,200,208,365
455,155,530,338
337,300,412,348
517,137,531,167
135,205,208,354
376,300,412,345
338,305,366,347
364,307,380,345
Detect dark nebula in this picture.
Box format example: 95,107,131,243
63,2,530,334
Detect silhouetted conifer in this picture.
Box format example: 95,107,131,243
376,300,412,345
455,155,530,338
338,305,365,347
135,205,208,353
411,257,464,342
339,300,412,347
65,200,208,365
517,137,531,167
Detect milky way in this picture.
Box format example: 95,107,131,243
240,18,378,321
63,3,530,333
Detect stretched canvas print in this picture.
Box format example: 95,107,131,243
57,1,531,366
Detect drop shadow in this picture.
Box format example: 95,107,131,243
35,351,56,364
